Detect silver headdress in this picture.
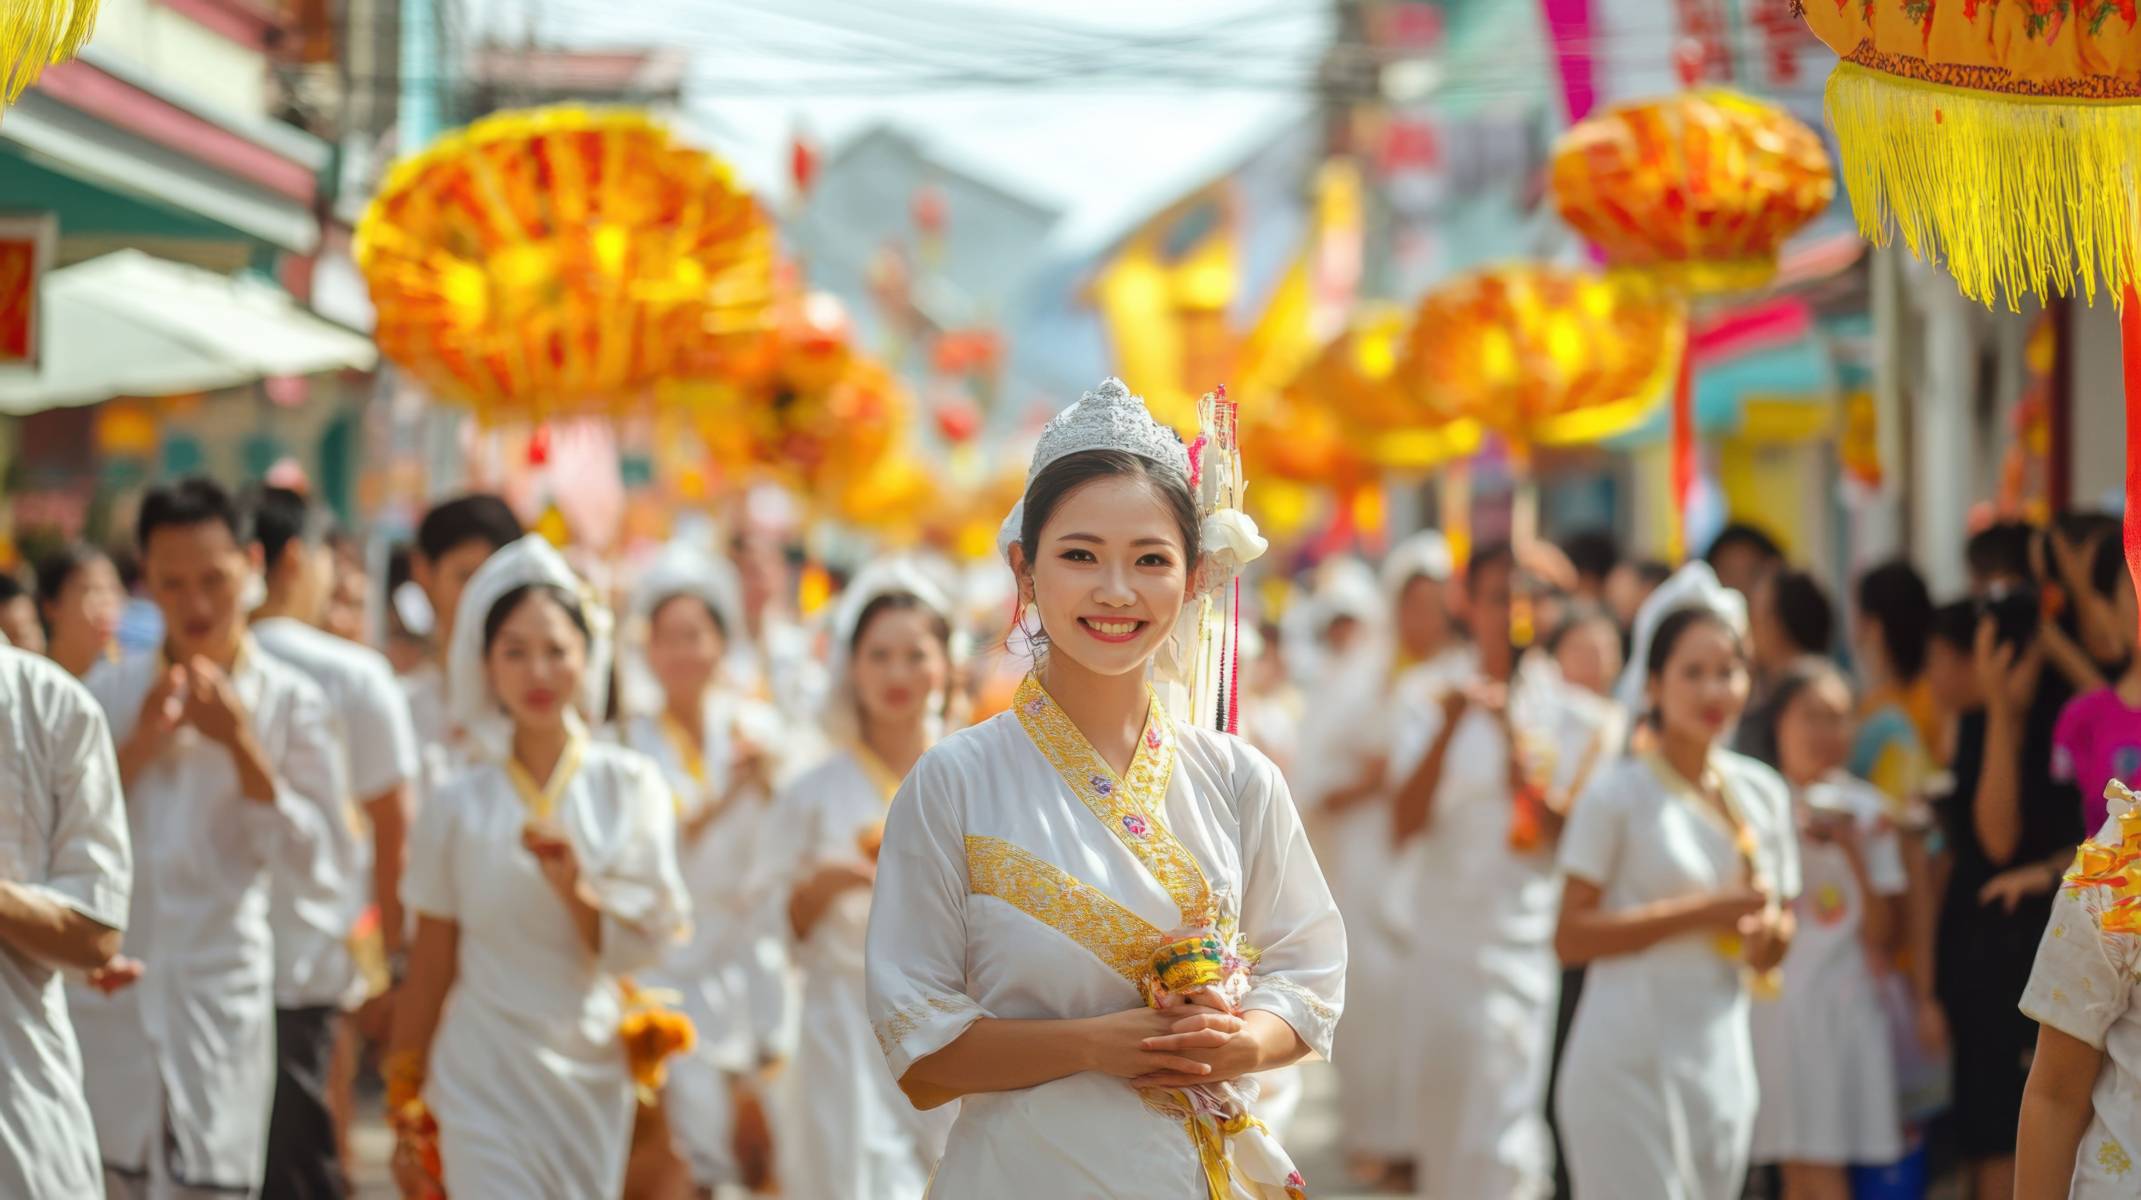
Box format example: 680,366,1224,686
999,378,1191,557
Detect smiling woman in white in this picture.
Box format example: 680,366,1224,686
866,380,1344,1200
385,537,689,1200
754,559,963,1200
1555,600,1800,1200
0,645,131,1200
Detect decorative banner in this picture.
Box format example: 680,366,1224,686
0,214,54,373
355,107,775,419
1550,89,1835,296
2,1,97,105
1400,263,1686,449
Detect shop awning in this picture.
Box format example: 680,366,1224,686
0,251,376,415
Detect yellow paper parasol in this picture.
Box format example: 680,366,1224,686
355,107,775,420
1550,89,1834,558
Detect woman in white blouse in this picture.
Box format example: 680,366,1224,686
864,379,1345,1200
617,544,786,1195
1554,604,1800,1199
2017,784,2141,1199
756,559,962,1200
386,537,689,1200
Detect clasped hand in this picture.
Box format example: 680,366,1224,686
1090,989,1263,1091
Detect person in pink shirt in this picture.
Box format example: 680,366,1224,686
2051,540,2141,833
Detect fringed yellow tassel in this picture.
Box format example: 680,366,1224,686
1827,60,2141,311
3,0,101,106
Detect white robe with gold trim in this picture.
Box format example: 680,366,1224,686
401,743,690,1200
865,679,1345,1199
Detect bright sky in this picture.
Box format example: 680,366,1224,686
466,0,1332,249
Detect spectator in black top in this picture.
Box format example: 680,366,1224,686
1929,592,2085,1200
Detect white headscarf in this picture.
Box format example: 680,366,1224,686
1613,560,1748,715
447,536,615,761
822,557,961,745
616,541,748,720
1379,529,1454,604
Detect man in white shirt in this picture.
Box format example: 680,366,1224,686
0,644,133,1199
401,493,521,793
71,478,345,1200
249,486,419,1198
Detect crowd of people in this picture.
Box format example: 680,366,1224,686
0,375,2134,1200
1286,515,2140,1200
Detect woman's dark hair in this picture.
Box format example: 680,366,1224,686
1465,540,1516,597
32,543,110,607
1750,655,1850,771
851,591,953,656
1017,449,1200,573
1928,599,1981,653
2091,532,2128,599
1646,605,1743,679
1966,521,2036,584
1766,569,1836,657
1544,602,1617,656
481,583,591,654
650,591,728,641
1855,560,1933,682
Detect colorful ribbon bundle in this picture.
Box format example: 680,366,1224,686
2063,782,2141,935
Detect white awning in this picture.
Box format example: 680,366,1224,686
0,250,377,415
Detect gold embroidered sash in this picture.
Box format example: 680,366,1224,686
965,835,1161,986
1012,675,1215,930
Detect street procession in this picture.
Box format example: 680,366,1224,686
8,1,2141,1198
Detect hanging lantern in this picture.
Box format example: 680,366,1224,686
1288,306,1482,469
1799,2,2141,309
355,107,776,420
674,292,908,516
1401,264,1685,449
3,1,97,105
1549,89,1835,296
1796,0,2141,655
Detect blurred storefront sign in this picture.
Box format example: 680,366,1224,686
0,215,54,373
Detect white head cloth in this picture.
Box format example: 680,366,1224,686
1613,560,1748,714
618,541,746,718
447,535,615,761
822,556,960,744
632,542,745,648
1379,529,1455,603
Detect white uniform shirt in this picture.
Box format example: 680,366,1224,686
0,647,132,1200
2021,810,2141,1198
254,616,420,1008
69,641,344,1192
